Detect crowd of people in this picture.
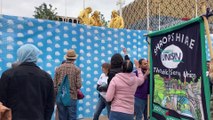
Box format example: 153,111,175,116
0,43,212,120
0,44,150,120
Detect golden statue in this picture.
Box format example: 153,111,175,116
78,7,92,25
89,10,103,26
109,10,124,29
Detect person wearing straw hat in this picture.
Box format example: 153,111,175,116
54,49,82,120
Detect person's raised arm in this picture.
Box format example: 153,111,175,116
134,59,145,86
123,48,130,61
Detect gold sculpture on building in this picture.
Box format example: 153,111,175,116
89,10,103,26
109,10,124,29
78,7,92,25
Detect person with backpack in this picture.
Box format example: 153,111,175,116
54,49,82,120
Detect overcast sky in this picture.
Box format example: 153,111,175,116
1,0,134,21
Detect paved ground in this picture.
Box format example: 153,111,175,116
81,116,108,120
55,109,108,120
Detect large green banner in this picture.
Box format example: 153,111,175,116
148,17,211,120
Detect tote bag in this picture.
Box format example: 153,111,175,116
56,75,71,106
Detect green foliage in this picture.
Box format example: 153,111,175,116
154,74,166,104
168,89,186,96
178,79,181,85
195,108,202,120
33,3,58,20
100,14,108,27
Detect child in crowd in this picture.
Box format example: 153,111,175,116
93,63,111,120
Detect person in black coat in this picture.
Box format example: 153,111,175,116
107,53,124,85
98,53,124,92
0,44,54,120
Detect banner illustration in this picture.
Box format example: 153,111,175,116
148,17,210,120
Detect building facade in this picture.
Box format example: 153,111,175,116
122,0,213,31
57,16,79,24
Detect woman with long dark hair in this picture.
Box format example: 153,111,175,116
106,60,146,120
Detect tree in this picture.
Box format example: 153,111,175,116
33,3,58,20
100,14,108,27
